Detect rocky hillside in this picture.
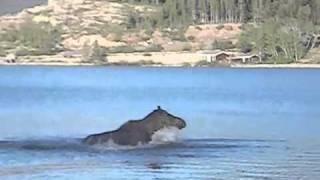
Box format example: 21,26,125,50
0,0,242,54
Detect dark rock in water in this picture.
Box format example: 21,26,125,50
177,154,196,158
83,107,187,146
147,163,162,170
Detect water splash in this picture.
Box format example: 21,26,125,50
150,127,181,145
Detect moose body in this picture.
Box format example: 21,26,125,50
83,107,186,146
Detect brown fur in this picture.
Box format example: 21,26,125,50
83,107,186,146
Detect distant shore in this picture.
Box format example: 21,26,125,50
2,61,320,69
1,52,320,68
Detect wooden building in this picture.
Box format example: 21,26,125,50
199,50,231,63
230,54,260,64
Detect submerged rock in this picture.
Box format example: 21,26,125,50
83,106,186,146
147,163,162,170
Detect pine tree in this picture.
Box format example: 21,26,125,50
90,40,107,63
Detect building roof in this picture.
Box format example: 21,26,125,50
230,54,259,59
198,50,230,56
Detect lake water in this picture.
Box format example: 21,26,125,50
0,0,47,15
0,66,319,179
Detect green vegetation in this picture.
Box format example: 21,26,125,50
108,60,162,66
194,60,229,67
99,24,125,40
194,60,212,67
106,44,163,53
121,0,320,26
166,28,187,41
181,62,192,67
0,46,6,57
0,19,63,55
82,40,108,63
90,41,107,63
211,40,235,51
182,44,192,51
121,0,320,62
107,46,136,53
237,0,320,63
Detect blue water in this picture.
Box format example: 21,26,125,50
0,66,319,179
0,0,47,15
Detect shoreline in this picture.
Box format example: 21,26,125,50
1,52,320,68
231,64,320,69
1,62,320,68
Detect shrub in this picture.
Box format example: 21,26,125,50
237,41,253,53
127,12,138,29
182,62,192,67
0,29,18,42
194,60,212,67
143,44,163,52
143,53,152,56
90,41,107,62
0,47,5,57
107,46,136,53
128,44,163,53
2,20,63,54
141,36,151,41
187,36,195,41
15,47,58,56
224,25,233,31
211,40,236,50
169,29,187,41
194,60,231,67
274,57,294,64
82,41,107,63
182,44,192,51
144,29,154,36
137,60,160,65
112,33,123,42
108,60,162,67
15,48,31,56
101,24,125,39
195,26,203,31
216,24,225,30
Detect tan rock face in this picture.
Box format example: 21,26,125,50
185,23,242,43
151,31,171,46
63,35,126,49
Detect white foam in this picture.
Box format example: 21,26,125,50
150,127,181,145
